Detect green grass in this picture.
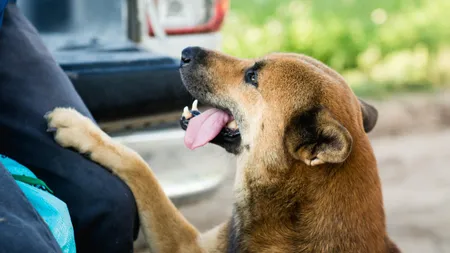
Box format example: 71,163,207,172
221,0,450,98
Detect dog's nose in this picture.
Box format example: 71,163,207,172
180,47,200,66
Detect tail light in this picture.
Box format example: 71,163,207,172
146,0,229,36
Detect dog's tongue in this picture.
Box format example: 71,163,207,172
184,108,230,150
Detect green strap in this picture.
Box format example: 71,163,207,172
11,174,54,194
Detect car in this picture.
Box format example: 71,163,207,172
17,0,231,207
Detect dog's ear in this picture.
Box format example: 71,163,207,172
285,107,353,166
358,98,378,133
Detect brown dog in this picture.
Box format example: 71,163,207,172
46,47,400,253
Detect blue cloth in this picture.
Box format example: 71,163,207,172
1,155,76,253
0,162,62,252
0,0,7,29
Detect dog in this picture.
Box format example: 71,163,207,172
45,47,400,253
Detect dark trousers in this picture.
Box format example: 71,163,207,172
0,4,139,253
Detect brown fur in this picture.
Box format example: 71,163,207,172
46,49,400,253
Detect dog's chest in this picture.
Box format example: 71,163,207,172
227,208,303,253
229,182,303,252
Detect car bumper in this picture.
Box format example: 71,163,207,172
113,128,231,206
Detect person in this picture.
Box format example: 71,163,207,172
0,2,139,253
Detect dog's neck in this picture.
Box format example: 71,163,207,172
231,132,387,252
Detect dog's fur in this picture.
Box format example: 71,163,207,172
46,48,400,253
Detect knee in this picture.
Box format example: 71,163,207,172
97,177,139,230
70,163,138,230
74,175,139,252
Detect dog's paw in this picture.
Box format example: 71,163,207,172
45,107,100,154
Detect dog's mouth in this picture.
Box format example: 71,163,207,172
179,100,241,150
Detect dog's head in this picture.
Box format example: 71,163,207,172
179,47,377,166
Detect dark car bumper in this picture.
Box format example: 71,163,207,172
53,44,192,124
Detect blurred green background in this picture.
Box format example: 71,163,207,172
221,0,450,97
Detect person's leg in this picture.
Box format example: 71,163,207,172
0,4,139,253
0,162,62,253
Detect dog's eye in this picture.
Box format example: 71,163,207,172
244,70,258,87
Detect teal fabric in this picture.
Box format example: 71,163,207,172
0,155,76,253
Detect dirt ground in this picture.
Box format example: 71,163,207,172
137,92,450,253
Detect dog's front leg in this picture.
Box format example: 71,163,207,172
46,108,205,253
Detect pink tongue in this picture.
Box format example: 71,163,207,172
184,108,230,150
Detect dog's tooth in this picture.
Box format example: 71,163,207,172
182,106,192,119
227,120,238,129
192,100,198,111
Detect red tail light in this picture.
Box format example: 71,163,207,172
147,0,229,36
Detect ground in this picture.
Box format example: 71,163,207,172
135,92,450,253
